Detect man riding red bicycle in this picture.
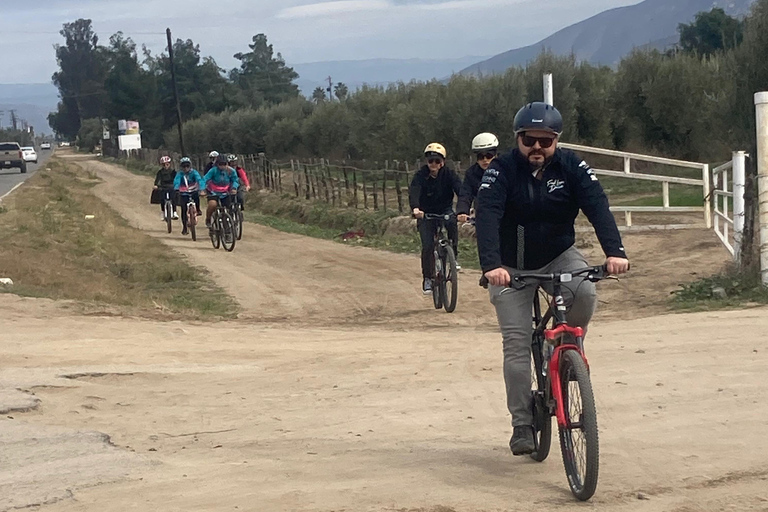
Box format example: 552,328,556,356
475,102,630,455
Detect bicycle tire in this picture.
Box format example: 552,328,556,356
210,211,221,249
187,203,197,242
221,211,236,252
529,336,552,462
432,248,443,309
440,246,458,313
165,200,173,234
558,349,599,501
235,208,243,240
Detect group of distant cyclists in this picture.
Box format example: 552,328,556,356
409,101,630,455
153,151,251,236
148,101,631,458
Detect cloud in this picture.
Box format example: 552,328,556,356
276,0,390,19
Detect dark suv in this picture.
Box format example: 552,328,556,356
0,142,26,173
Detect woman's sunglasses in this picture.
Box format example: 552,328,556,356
520,134,556,149
476,152,496,161
427,158,444,164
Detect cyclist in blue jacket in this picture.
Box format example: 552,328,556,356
174,157,203,236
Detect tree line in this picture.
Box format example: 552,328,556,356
48,19,300,148
50,4,765,168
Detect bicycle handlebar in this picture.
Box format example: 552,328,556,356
479,264,614,289
422,213,456,221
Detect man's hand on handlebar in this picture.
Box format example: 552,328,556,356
605,257,630,275
412,208,424,220
483,267,510,287
457,213,469,223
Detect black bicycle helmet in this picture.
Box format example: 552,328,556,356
513,102,563,135
215,153,229,165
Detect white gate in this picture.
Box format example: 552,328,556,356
711,151,747,260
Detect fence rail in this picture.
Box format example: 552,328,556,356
116,145,744,254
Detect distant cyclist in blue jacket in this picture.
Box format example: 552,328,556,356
174,156,203,236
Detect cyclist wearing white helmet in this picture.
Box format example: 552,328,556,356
154,155,178,220
409,143,462,294
205,151,220,173
174,157,203,235
457,132,499,223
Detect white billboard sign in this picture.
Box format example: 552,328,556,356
118,134,142,151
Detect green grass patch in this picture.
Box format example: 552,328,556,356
0,157,237,319
244,194,482,269
671,265,768,310
101,156,157,177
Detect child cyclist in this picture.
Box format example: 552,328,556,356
201,153,239,230
173,157,203,236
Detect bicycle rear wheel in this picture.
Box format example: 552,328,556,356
210,211,221,249
165,200,173,234
440,246,458,313
529,336,552,462
432,248,443,309
221,211,236,252
558,349,599,501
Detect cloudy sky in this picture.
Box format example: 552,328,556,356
2,0,638,84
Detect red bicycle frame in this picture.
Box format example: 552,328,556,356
546,324,588,428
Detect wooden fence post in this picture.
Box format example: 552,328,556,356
342,163,351,206
353,170,359,208
382,161,388,212
290,159,299,197
362,171,368,209
304,163,311,200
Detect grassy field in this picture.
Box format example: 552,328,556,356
0,158,237,318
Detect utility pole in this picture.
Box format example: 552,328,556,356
0,111,4,129
10,109,18,131
166,28,186,155
326,76,333,102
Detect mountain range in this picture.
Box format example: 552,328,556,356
460,0,755,75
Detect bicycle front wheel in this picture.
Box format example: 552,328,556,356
432,249,443,309
210,212,221,249
221,211,236,252
235,208,243,240
558,349,599,501
165,201,173,234
440,246,458,313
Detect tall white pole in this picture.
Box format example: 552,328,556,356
543,73,553,106
754,92,768,284
732,150,747,262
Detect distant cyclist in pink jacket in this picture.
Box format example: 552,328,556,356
228,154,251,210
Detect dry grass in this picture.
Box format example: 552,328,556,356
0,158,237,318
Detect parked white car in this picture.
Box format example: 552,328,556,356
40,142,51,150
21,147,37,164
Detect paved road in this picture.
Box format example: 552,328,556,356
0,149,55,200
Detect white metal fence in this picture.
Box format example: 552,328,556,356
560,142,711,230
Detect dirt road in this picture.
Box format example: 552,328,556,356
2,157,766,512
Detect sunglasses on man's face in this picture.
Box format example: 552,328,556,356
428,158,444,165
520,134,556,149
476,152,496,161
181,164,191,168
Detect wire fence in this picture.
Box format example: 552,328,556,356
116,148,468,214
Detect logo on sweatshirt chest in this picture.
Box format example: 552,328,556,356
546,179,565,193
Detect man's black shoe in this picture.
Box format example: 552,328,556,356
510,425,535,455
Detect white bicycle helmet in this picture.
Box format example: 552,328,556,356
159,155,172,164
471,133,499,152
424,143,447,159
209,151,219,158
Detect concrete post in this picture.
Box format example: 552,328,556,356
544,73,553,105
732,150,747,262
754,92,768,284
